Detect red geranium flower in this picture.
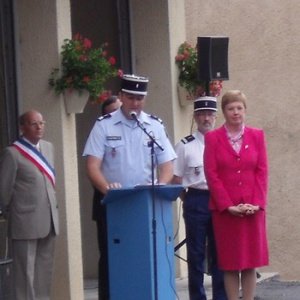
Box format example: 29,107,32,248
83,38,92,49
82,76,90,83
79,55,88,62
118,69,124,77
49,34,121,100
108,56,116,65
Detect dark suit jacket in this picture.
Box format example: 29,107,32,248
0,139,59,239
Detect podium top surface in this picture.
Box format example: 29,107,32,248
103,184,183,204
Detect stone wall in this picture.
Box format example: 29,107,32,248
185,0,300,280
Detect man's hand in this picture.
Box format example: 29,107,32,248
106,182,122,190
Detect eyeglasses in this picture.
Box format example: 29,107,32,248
27,121,46,127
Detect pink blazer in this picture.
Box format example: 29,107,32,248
204,125,268,212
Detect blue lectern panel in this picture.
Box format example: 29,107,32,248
154,193,176,298
103,185,183,300
107,190,153,299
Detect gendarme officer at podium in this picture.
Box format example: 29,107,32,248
83,74,176,300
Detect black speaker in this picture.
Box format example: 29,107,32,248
197,36,229,81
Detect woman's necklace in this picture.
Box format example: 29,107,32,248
225,125,245,152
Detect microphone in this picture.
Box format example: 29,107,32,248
130,110,164,151
130,111,138,121
130,110,145,131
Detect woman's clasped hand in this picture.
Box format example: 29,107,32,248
228,203,260,217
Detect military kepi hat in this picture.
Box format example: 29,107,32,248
121,74,149,96
194,96,217,112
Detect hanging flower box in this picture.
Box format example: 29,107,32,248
49,33,122,113
175,42,223,106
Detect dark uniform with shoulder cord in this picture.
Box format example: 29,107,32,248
174,97,227,300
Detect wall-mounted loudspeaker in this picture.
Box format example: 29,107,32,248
197,36,229,81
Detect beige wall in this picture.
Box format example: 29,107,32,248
13,2,300,299
14,0,84,298
75,0,192,281
130,0,191,277
185,0,300,280
130,0,194,142
72,0,121,279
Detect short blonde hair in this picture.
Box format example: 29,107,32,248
221,90,247,112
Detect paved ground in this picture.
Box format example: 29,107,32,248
255,276,300,300
85,272,300,300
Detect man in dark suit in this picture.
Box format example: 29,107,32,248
93,95,121,300
0,110,59,300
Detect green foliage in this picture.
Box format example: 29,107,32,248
49,34,120,101
175,42,223,97
175,42,205,96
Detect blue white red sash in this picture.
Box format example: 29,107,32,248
12,138,56,187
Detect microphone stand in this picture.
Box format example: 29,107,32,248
133,114,163,300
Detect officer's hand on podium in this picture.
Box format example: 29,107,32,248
134,182,167,188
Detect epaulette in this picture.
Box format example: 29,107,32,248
97,114,112,121
149,114,163,124
181,135,195,144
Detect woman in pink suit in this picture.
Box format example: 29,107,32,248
204,90,268,300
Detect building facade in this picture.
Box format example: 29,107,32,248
0,0,299,298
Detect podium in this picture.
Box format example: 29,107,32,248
103,184,183,300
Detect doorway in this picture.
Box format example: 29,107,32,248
70,0,132,278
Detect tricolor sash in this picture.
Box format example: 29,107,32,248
12,138,56,187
